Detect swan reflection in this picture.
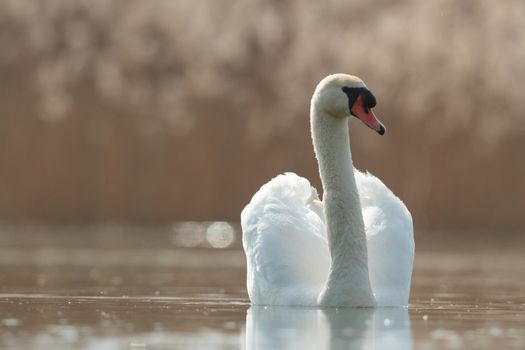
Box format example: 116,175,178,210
245,306,412,350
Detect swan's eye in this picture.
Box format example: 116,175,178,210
361,89,376,113
342,86,376,115
341,86,362,113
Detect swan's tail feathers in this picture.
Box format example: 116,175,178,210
241,173,329,306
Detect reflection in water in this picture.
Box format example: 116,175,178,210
0,228,524,349
245,306,412,350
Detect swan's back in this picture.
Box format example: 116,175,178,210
242,171,414,307
356,171,414,306
241,173,330,306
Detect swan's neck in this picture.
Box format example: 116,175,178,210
311,103,375,306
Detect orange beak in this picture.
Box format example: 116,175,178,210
351,95,386,135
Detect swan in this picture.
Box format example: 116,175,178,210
241,74,414,307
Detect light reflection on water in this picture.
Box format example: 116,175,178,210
0,225,524,349
171,221,236,249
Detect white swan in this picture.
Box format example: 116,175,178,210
241,74,414,307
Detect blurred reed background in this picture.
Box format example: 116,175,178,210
0,0,524,231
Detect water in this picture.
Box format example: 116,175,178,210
0,225,523,349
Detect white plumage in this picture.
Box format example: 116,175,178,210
241,74,414,307
242,171,413,306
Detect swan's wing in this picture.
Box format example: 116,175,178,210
241,173,329,306
355,170,415,306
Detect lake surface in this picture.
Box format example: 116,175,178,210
0,224,523,349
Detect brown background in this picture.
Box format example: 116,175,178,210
0,0,524,230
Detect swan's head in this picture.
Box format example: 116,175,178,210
313,74,385,135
